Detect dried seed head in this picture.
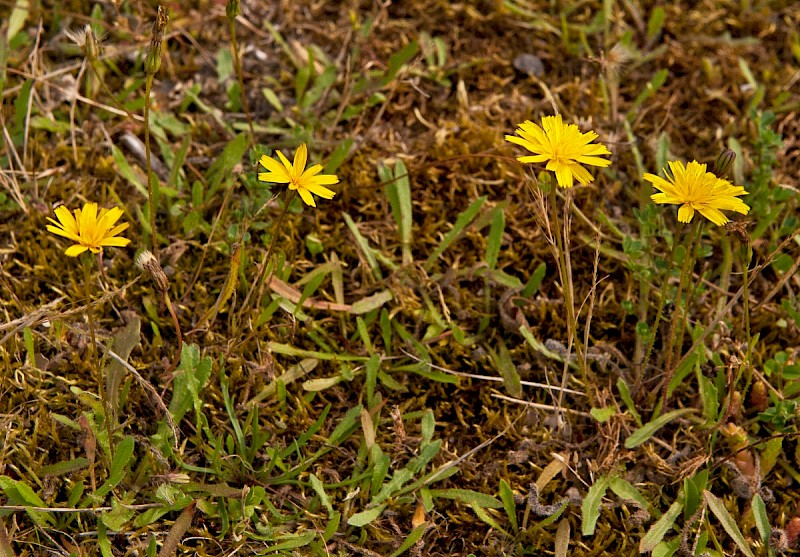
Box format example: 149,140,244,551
144,6,169,77
136,250,169,294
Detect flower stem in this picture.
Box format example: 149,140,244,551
639,224,683,383
83,254,114,457
550,188,587,412
227,13,255,146
238,190,296,326
661,218,701,409
144,73,158,255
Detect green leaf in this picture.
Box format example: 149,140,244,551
351,290,393,314
640,499,682,553
348,504,387,527
95,436,135,498
263,531,316,551
39,458,89,476
388,524,428,557
111,144,147,197
485,207,504,269
752,493,770,546
581,475,610,536
590,406,615,423
608,477,649,510
380,160,413,265
424,196,487,271
309,474,333,516
499,479,518,533
646,6,665,42
488,339,521,398
0,475,55,526
521,262,547,298
624,408,694,449
381,41,419,86
7,0,29,43
169,344,212,424
327,404,362,446
704,490,755,557
427,489,502,509
343,212,382,280
616,378,642,427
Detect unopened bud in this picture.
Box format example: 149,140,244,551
144,6,169,77
136,250,169,294
226,0,240,19
713,148,736,178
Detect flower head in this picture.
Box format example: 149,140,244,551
505,114,612,188
257,143,338,207
46,202,130,256
645,160,750,226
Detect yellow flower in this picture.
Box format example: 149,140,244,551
645,160,750,226
257,143,338,207
505,114,612,188
46,202,131,257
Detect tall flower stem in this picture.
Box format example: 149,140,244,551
550,188,588,411
143,6,169,255
226,0,255,146
638,223,683,387
237,190,296,327
661,218,701,409
83,254,114,456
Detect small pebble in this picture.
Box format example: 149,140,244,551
513,53,545,76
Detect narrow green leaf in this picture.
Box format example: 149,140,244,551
499,479,518,533
752,493,770,546
351,290,393,314
581,475,610,536
616,378,642,427
424,196,487,271
704,490,756,557
608,477,649,510
521,262,547,298
427,489,502,509
7,0,29,42
485,207,504,269
646,6,665,42
309,474,333,516
40,458,90,476
264,531,316,551
639,499,683,553
388,524,428,557
348,504,387,527
624,408,693,449
343,212,382,280
327,405,362,446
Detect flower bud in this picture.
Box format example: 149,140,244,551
713,148,736,178
226,0,240,19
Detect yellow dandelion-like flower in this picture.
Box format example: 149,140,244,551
505,114,612,188
257,143,339,207
645,160,750,226
46,202,131,257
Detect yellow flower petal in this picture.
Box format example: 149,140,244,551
647,160,750,226
256,144,339,207
47,202,130,255
506,114,611,188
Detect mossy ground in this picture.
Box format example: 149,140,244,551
1,1,799,556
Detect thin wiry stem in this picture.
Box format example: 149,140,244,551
228,15,255,146
638,223,683,390
661,218,701,410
